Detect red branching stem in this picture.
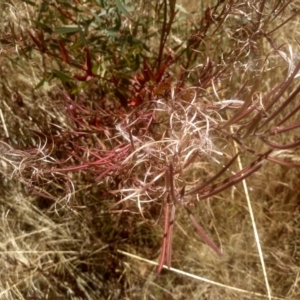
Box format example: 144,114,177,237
157,202,170,274
166,205,176,269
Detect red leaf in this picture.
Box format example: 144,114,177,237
73,74,88,81
142,60,155,82
154,55,172,82
57,39,70,63
85,46,93,75
135,74,146,85
128,95,143,106
27,30,45,51
205,7,213,24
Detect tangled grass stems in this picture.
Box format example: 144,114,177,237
117,249,285,300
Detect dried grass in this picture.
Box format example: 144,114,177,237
1,0,300,299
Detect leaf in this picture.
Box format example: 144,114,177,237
92,11,102,25
73,74,88,81
78,25,87,44
85,47,93,75
185,207,222,256
34,78,46,89
142,60,155,82
53,70,73,82
154,82,171,95
135,74,146,85
262,138,300,150
27,30,43,51
154,55,172,82
22,0,36,5
106,13,122,34
31,20,52,33
128,95,143,106
57,40,70,63
55,25,81,34
56,0,78,8
115,0,131,18
186,152,240,196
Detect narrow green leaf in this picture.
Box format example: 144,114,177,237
56,0,77,8
31,20,52,34
21,0,36,6
78,25,87,45
53,70,73,82
115,0,131,18
34,78,46,89
55,25,81,35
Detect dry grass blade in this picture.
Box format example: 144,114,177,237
118,250,285,300
234,145,272,300
1,0,300,299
